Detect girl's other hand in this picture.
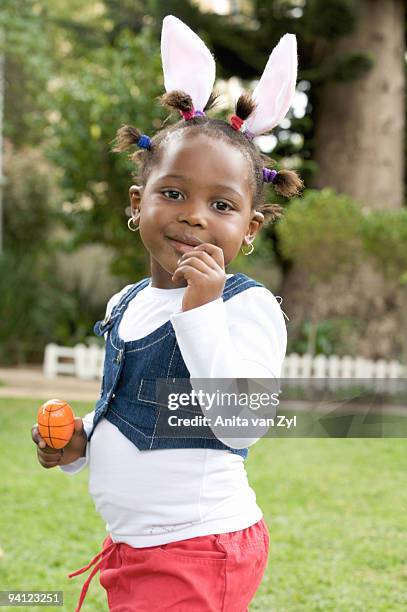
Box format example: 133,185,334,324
31,417,87,469
172,243,226,312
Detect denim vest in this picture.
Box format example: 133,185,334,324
88,272,264,460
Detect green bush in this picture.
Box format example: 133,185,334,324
0,144,109,364
0,253,62,364
276,188,364,283
360,208,407,284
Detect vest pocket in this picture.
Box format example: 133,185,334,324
137,378,169,408
137,378,202,412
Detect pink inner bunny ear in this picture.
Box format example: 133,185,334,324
244,34,298,136
161,15,216,112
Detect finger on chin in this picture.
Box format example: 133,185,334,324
179,251,218,270
194,242,224,259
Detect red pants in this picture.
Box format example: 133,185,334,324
68,517,269,611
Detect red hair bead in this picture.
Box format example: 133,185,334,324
230,115,244,131
181,109,196,120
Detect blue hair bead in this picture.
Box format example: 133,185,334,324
137,134,151,149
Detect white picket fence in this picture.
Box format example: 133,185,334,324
43,343,105,380
281,352,406,395
43,343,406,382
282,352,406,379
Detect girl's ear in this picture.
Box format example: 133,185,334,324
247,210,264,237
129,185,143,212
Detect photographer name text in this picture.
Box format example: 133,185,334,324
167,414,297,429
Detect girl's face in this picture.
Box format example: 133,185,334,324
130,132,264,288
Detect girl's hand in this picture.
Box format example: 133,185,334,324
31,417,87,469
172,243,226,312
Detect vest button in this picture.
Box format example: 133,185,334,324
114,349,124,364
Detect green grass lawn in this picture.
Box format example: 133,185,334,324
0,397,406,611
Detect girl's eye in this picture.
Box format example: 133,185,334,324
161,190,184,200
212,201,232,212
161,190,232,212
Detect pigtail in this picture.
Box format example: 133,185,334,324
111,124,152,166
260,149,303,198
204,91,221,112
160,90,194,113
159,89,219,117
228,92,257,133
257,201,284,225
112,125,143,152
235,91,257,121
271,169,304,198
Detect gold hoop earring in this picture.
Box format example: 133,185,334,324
241,242,254,256
127,216,140,232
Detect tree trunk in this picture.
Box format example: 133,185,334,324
399,286,407,369
312,0,405,209
280,0,406,358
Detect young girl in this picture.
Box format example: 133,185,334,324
32,16,302,611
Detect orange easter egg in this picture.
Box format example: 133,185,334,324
37,399,75,449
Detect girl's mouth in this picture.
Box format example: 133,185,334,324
167,238,198,254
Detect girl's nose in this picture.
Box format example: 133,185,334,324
177,202,208,227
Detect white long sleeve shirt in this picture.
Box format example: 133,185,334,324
60,273,287,547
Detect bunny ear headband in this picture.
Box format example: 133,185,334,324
138,15,298,186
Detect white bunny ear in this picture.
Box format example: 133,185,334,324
244,34,297,136
161,15,216,112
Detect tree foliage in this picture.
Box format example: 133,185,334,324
45,26,164,278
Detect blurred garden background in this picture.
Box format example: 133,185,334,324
1,1,407,611
0,0,406,367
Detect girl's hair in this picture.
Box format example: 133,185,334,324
112,90,304,225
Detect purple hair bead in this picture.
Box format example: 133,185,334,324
263,168,279,184
243,128,256,141
181,109,206,120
